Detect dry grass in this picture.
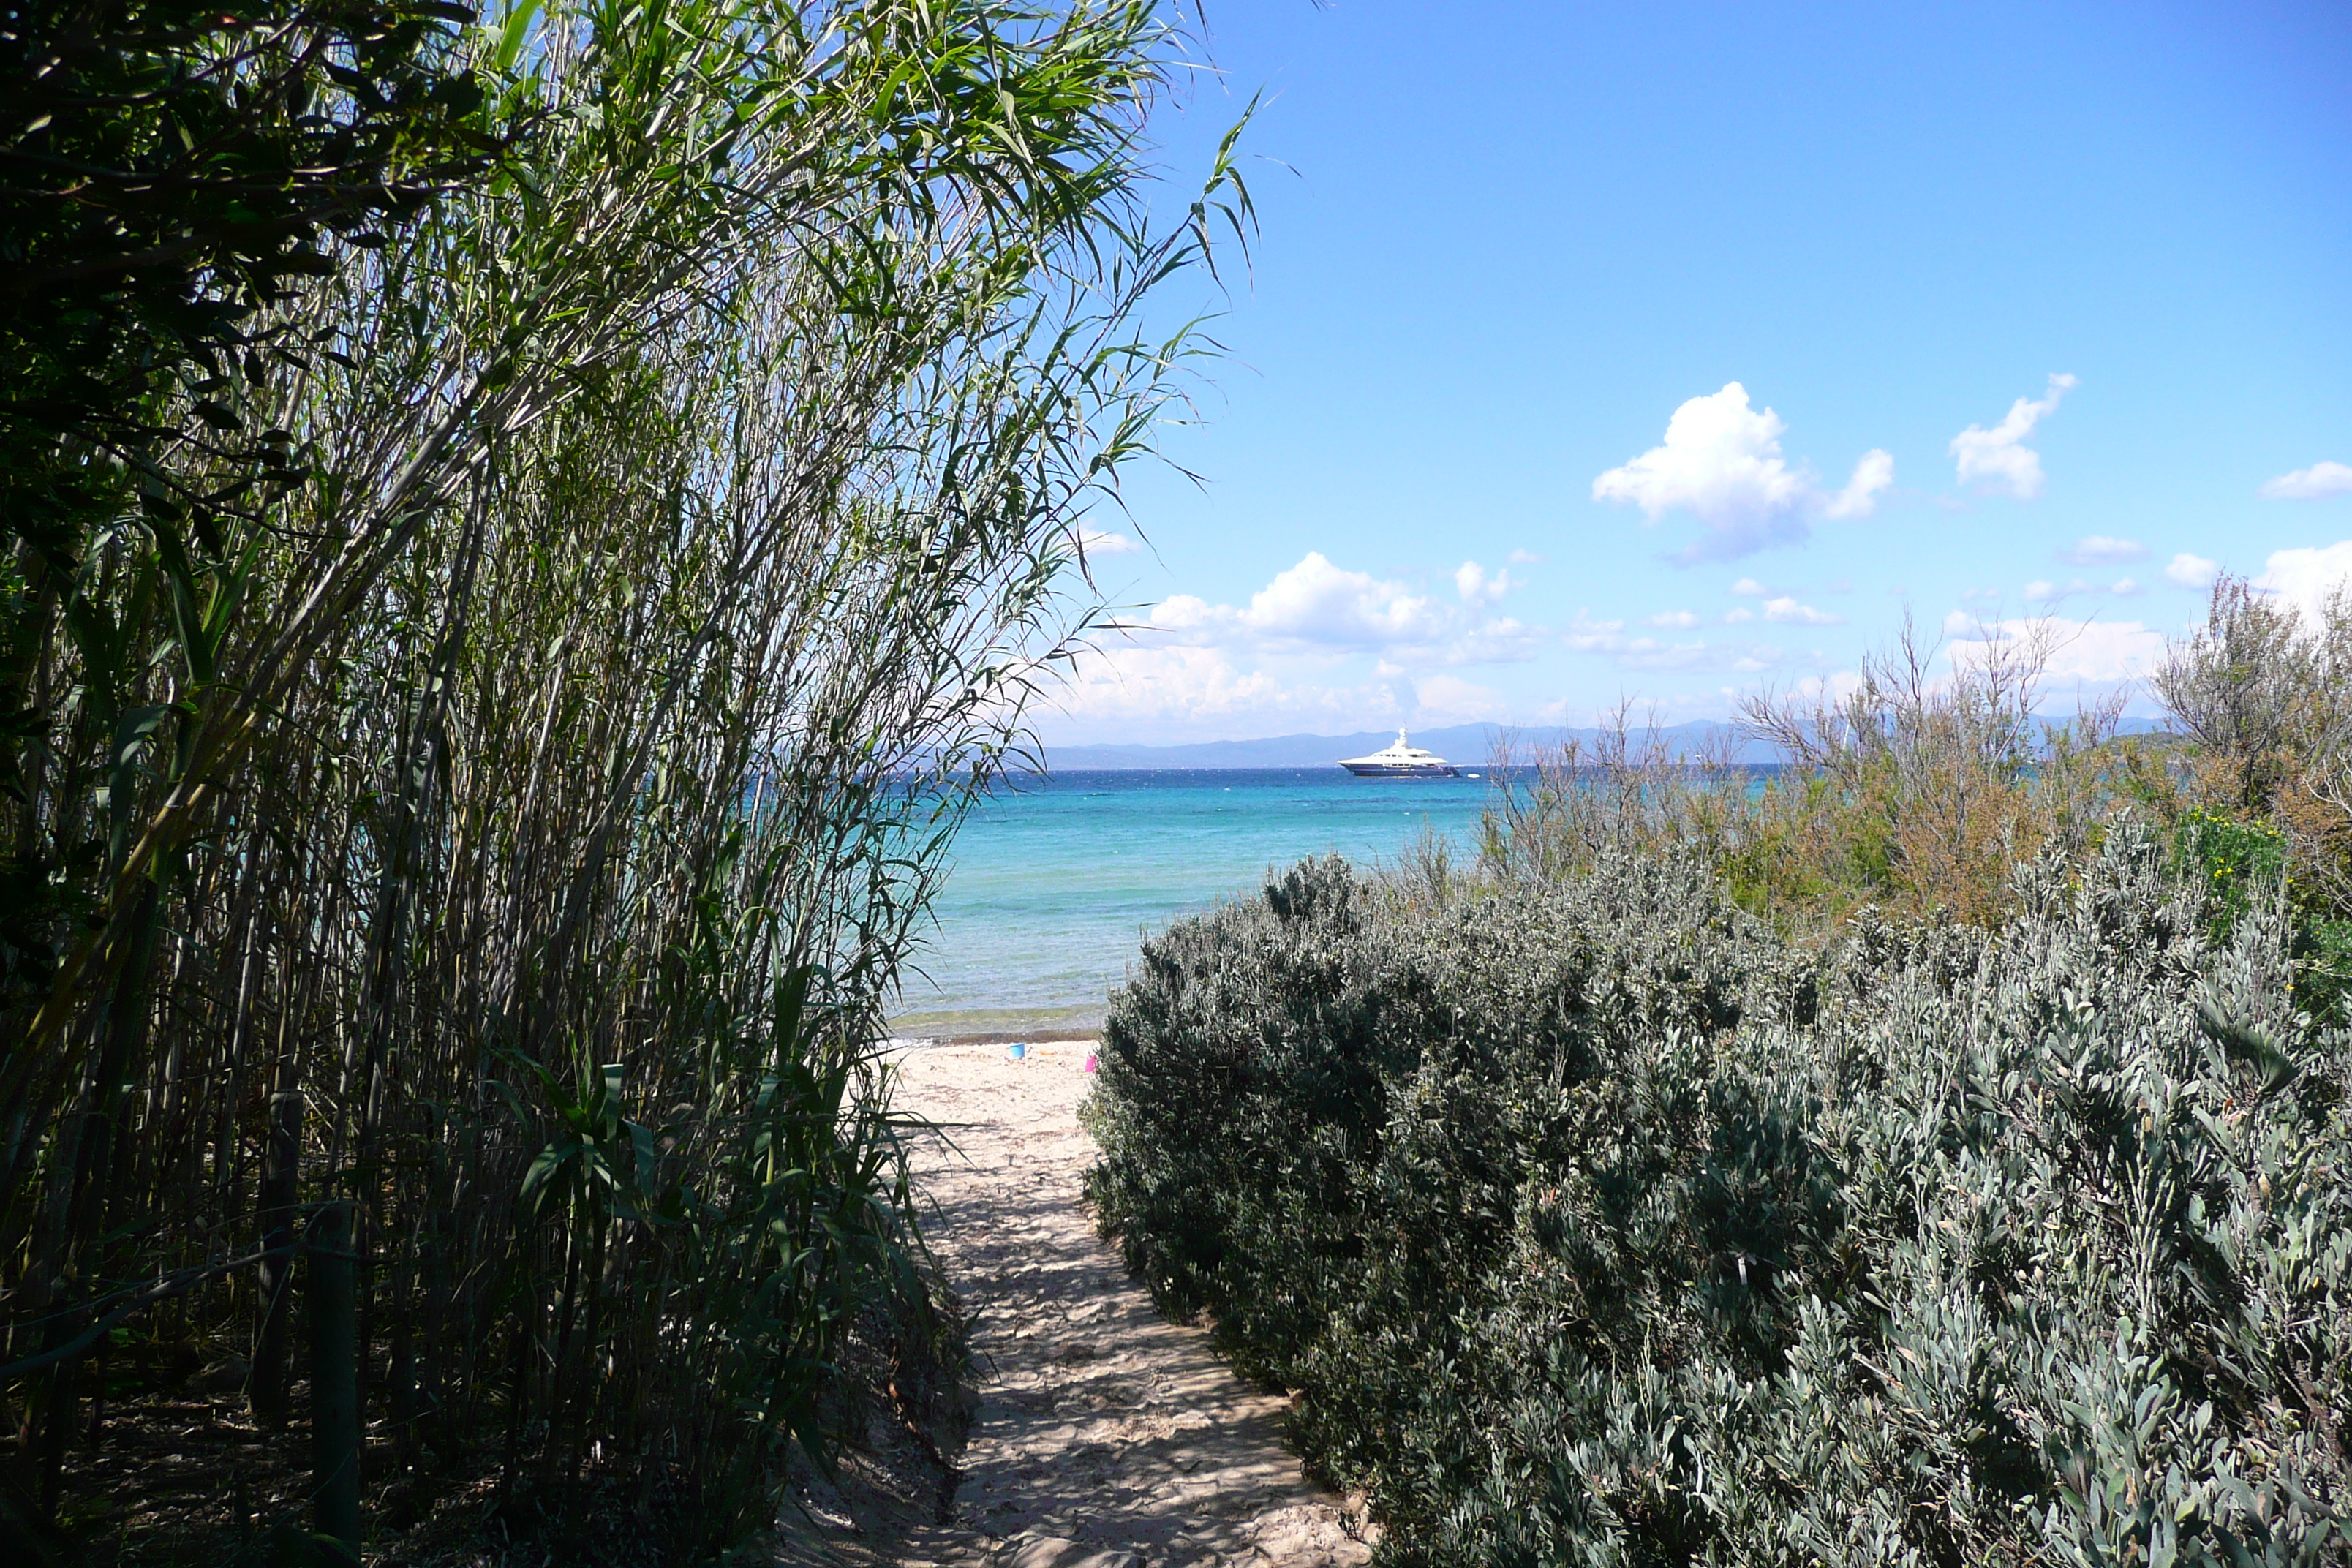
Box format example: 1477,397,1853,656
1482,621,2134,936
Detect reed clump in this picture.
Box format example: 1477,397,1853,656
1,0,1238,1556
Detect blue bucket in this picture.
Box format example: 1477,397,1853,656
1007,1041,1027,1060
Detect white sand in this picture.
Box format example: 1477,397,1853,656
876,1041,1373,1568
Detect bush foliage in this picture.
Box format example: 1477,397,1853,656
1085,832,2352,1565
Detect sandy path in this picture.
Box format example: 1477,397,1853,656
883,1041,1372,1568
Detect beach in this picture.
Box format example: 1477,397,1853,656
782,1040,1373,1567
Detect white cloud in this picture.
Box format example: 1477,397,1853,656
1948,617,2166,685
2253,540,2352,625
2110,577,2142,597
1075,526,1142,555
1149,593,1217,631
2057,534,2146,567
1648,610,1702,629
1762,596,1842,626
1245,552,1445,646
1563,611,1629,653
1823,449,1896,520
1051,644,1292,725
2023,579,2057,602
1454,559,1516,606
1950,373,2076,499
2165,552,2219,589
1048,643,1515,742
1730,577,1770,596
1506,548,1546,565
1143,552,1542,668
1722,606,1755,624
2258,461,2352,501
1592,383,1891,562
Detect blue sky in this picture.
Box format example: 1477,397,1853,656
1040,0,2352,745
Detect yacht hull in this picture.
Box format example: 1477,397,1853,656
1341,761,1460,777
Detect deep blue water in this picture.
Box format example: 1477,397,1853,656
889,768,1496,1036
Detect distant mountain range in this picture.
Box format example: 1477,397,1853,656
1036,715,2173,772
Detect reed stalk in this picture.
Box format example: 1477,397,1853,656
0,0,1243,1546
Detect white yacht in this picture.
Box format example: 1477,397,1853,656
1338,730,1458,778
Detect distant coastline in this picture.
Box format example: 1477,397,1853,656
1035,715,2169,772
1036,720,1774,772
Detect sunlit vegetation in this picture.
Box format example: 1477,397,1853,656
1088,586,2352,1565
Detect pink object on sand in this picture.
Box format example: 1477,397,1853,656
1084,1054,1098,1074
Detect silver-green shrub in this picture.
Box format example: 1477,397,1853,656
1085,827,2351,1566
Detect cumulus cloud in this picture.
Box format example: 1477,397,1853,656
1823,449,1896,520
1762,596,1842,626
1730,577,1770,596
2024,580,2057,602
2253,540,2352,625
1454,559,1516,606
2111,577,2143,597
1145,552,1540,666
1950,373,2076,499
2058,534,2146,567
1648,610,1702,629
2259,461,2352,501
1506,548,1547,565
1722,606,1755,624
1591,383,1893,562
1050,644,1292,725
2166,552,2219,589
1207,552,1447,647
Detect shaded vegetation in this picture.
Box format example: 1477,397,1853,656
1,0,1240,1558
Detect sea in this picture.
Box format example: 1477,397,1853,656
888,768,1497,1039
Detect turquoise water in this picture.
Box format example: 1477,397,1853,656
889,768,1496,1037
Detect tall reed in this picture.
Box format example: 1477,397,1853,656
0,0,1240,1548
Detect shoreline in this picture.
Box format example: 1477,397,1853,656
887,1025,1106,1049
